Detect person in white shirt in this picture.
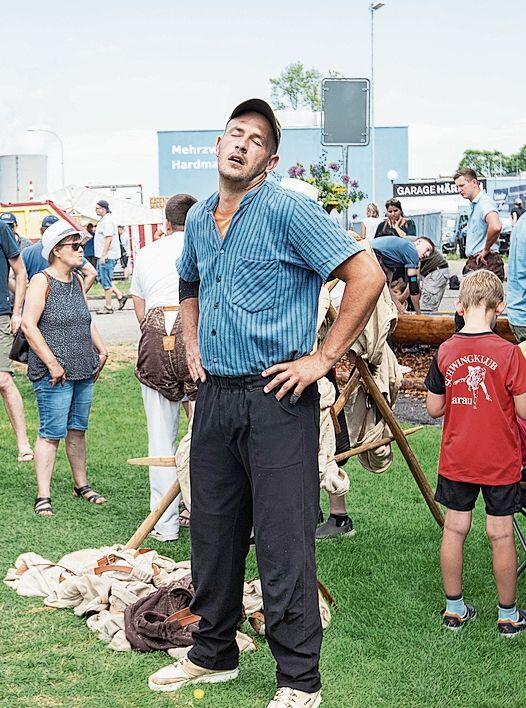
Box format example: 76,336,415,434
360,202,382,241
94,200,127,314
118,225,131,278
131,193,197,542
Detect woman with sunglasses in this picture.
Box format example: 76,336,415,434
22,220,109,516
374,198,416,239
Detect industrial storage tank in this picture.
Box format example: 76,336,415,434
0,154,48,202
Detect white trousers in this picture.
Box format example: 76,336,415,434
141,383,181,539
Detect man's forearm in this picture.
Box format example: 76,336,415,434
82,266,97,291
132,295,145,325
180,296,206,382
484,225,501,251
12,271,27,315
180,297,200,345
410,293,421,315
318,255,385,367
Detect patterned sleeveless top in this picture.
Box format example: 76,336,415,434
28,273,100,382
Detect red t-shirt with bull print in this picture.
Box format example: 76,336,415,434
425,332,526,485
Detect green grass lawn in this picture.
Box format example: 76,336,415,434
88,279,131,299
1,366,525,707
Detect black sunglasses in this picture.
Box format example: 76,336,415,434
59,242,83,251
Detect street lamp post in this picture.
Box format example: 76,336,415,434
27,128,65,188
387,169,398,196
370,2,385,204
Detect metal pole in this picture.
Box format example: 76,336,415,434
370,5,375,203
27,129,65,188
344,145,349,230
43,130,64,188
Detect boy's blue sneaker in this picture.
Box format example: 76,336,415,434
498,609,526,637
441,603,477,631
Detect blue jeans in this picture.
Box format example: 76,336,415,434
97,258,117,290
32,376,94,440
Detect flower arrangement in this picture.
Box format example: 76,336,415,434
287,151,366,212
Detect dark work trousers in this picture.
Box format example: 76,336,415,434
187,373,323,693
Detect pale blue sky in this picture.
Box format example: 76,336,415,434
1,0,524,196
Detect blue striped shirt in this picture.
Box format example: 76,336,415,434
507,213,526,326
177,180,364,376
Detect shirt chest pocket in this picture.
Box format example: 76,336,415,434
231,258,279,313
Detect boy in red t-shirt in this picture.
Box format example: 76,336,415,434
425,269,526,636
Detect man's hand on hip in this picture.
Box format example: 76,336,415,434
475,248,490,266
262,350,332,401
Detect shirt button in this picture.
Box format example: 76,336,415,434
219,249,224,255
213,302,219,309
211,329,217,336
216,276,221,283
213,357,218,363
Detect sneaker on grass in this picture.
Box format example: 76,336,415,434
148,656,238,692
498,609,526,637
267,687,321,707
441,603,477,631
315,514,355,540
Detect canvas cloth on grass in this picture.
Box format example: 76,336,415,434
5,545,331,655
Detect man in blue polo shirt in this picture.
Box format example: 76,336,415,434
22,216,59,280
148,99,385,706
454,167,503,280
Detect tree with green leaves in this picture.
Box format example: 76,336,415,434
269,62,341,112
457,145,526,176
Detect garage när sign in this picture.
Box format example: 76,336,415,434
393,179,487,198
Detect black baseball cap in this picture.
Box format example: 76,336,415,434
97,199,110,212
228,98,281,151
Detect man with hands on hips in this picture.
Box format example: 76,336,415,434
454,168,503,278
148,98,385,707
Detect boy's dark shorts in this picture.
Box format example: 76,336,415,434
435,474,522,516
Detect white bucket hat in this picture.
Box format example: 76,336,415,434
41,219,80,261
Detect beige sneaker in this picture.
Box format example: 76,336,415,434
267,687,322,707
148,656,239,693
